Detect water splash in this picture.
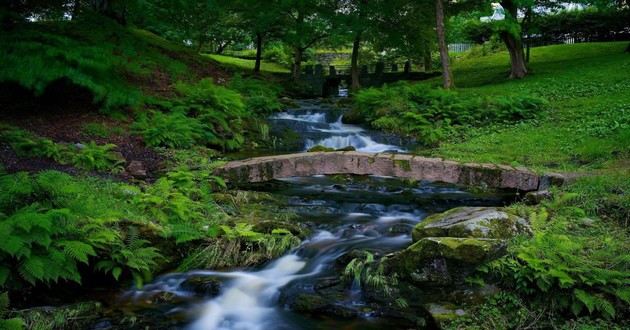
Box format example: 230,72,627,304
189,255,310,330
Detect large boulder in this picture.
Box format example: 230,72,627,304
385,237,506,286
412,207,530,241
397,237,505,266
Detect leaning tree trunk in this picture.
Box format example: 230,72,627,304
254,33,263,74
292,48,303,81
500,0,527,78
435,0,454,89
350,32,362,92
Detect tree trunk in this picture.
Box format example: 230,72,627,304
350,32,362,92
254,33,263,74
435,0,454,89
216,41,229,54
500,31,528,78
292,48,303,81
500,0,527,78
423,47,432,72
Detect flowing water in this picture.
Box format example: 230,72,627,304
269,99,407,153
107,98,515,329
114,176,516,329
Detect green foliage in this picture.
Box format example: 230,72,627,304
177,228,300,271
0,171,162,289
429,42,630,171
0,17,146,111
136,79,248,151
352,82,546,146
478,191,630,321
95,227,162,288
0,292,23,330
132,110,205,148
204,54,290,73
72,142,125,172
228,75,283,115
81,122,124,138
343,251,399,298
0,125,126,173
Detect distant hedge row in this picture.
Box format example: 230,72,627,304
459,9,630,45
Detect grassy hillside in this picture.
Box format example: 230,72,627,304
204,54,290,73
0,16,230,111
428,42,630,172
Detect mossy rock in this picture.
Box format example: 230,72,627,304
307,145,356,152
307,145,335,152
412,207,530,241
408,237,503,264
424,303,466,326
387,237,505,277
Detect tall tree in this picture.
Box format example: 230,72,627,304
436,0,454,88
233,0,284,74
281,0,334,81
498,0,527,78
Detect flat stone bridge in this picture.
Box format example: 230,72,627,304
215,152,566,191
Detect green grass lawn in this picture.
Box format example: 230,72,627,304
204,54,290,73
424,42,630,173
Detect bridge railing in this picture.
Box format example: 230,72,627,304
302,61,426,77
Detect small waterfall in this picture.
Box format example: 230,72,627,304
189,255,310,330
269,102,407,153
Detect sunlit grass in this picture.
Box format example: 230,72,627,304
204,54,290,73
424,42,630,172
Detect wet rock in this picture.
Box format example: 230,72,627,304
252,220,307,238
290,293,329,312
388,223,412,235
385,237,506,286
413,207,530,241
307,145,335,152
126,160,147,178
425,303,466,327
406,237,505,264
524,190,552,205
179,276,223,297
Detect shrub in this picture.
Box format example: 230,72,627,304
352,82,547,146
132,110,205,148
0,171,162,289
148,78,247,151
72,142,125,172
478,192,630,321
0,125,125,173
229,75,283,115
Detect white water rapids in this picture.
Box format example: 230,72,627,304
269,102,405,153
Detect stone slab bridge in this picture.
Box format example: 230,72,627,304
215,151,567,191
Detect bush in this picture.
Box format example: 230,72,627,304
72,142,125,172
229,75,283,115
352,82,547,146
263,42,292,66
0,171,162,289
0,125,125,173
132,110,205,148
172,79,246,150
478,191,630,322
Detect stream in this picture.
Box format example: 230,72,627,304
107,98,517,329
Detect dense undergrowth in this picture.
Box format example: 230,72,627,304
348,42,630,328
445,173,630,329
347,82,547,146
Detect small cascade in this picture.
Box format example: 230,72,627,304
269,101,406,153
115,175,516,329
189,255,310,330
